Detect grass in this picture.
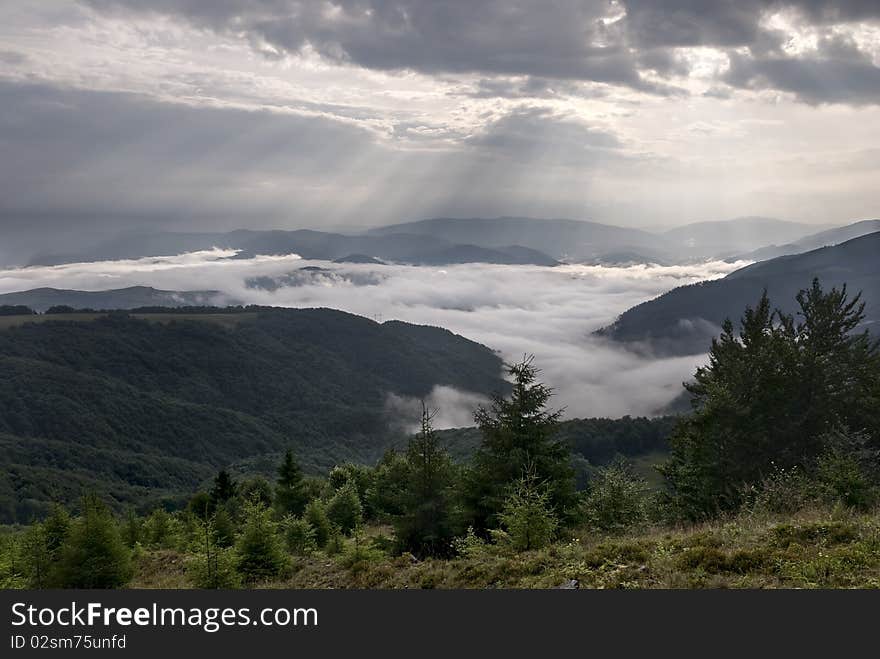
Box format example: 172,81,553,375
128,506,880,589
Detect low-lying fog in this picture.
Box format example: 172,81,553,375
0,250,750,424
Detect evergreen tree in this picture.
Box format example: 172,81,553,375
212,505,236,548
368,449,409,520
327,463,376,519
143,508,174,548
239,477,273,507
463,356,576,531
303,500,333,548
394,404,457,557
20,524,51,588
581,459,648,532
42,504,70,557
210,470,237,508
55,496,132,588
788,280,880,441
122,508,141,548
663,282,880,519
275,450,308,516
188,511,239,589
282,516,317,556
325,480,363,536
234,497,288,582
498,472,558,552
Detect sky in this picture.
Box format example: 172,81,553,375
0,250,747,422
1,0,880,245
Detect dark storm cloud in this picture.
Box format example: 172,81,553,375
82,0,880,104
726,32,880,104
623,0,772,49
83,0,673,94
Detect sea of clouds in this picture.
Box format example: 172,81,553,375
0,250,750,425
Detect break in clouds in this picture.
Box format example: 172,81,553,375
0,251,748,424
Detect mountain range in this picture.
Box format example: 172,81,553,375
739,219,880,261
598,231,880,356
23,215,849,269
0,286,225,313
29,227,560,268
662,216,832,259
0,307,508,522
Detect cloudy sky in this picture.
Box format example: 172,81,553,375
2,0,880,241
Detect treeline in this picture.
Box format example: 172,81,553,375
41,305,279,315
0,304,285,315
0,305,37,316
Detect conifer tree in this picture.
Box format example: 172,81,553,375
55,495,132,588
276,450,308,516
326,480,363,536
42,504,70,557
303,500,333,548
499,471,558,552
210,470,237,508
463,356,576,531
663,281,880,519
394,404,457,557
235,497,288,582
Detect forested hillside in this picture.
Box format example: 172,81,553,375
0,308,507,522
599,232,880,355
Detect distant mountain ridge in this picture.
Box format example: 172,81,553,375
368,216,674,262
29,227,560,268
0,286,226,313
22,215,855,269
598,231,880,356
739,219,880,261
662,216,829,259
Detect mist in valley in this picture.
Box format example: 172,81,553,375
0,249,749,422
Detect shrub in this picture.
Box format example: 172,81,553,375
283,517,317,556
582,460,648,532
20,524,52,588
815,430,878,510
143,508,177,548
326,480,363,536
451,526,487,558
235,498,289,582
304,500,333,548
212,506,236,548
498,475,558,552
740,464,812,516
188,547,240,589
121,508,142,548
55,496,132,588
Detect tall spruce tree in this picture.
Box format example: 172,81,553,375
275,450,308,516
394,404,457,557
462,356,576,531
210,470,237,508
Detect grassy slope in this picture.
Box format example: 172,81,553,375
130,507,880,589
